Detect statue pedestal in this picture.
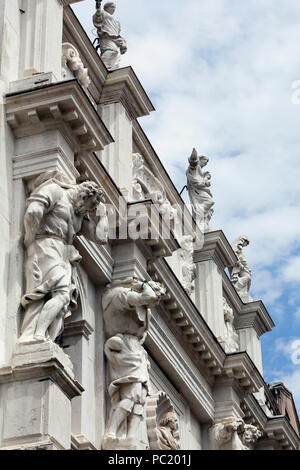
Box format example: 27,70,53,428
0,341,83,450
102,436,148,451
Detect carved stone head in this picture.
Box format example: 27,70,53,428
104,2,116,14
74,181,105,216
159,412,179,432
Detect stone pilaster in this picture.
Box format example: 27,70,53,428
194,230,237,342
99,67,155,199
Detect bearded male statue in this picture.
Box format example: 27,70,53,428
19,171,109,344
102,277,166,449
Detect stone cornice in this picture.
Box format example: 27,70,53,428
0,361,83,400
100,67,155,120
242,394,300,450
63,320,94,340
6,80,113,156
147,315,216,422
223,275,275,336
266,416,300,450
194,230,238,271
149,257,226,376
223,352,265,394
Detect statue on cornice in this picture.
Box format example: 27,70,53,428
93,2,127,71
102,278,166,449
19,171,109,344
186,148,215,233
229,236,253,303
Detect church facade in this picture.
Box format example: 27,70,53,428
0,0,299,451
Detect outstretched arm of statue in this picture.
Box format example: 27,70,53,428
80,202,109,244
24,201,46,249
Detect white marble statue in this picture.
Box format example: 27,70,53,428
102,278,166,449
223,298,239,353
186,148,215,233
229,236,253,303
62,43,91,88
19,171,109,344
93,2,127,71
242,424,262,448
132,153,177,224
178,235,196,295
157,412,181,450
209,417,261,450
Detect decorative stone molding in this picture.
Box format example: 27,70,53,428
146,392,180,450
63,320,94,340
6,80,113,156
241,396,299,450
100,67,155,120
229,236,253,303
223,352,265,394
62,43,91,88
148,257,225,377
194,230,237,272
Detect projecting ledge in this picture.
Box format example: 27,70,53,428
6,80,113,155
194,230,238,271
100,66,155,120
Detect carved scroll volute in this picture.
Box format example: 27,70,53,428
146,392,180,450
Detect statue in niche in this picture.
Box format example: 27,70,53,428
93,2,127,71
19,171,109,344
186,148,215,233
102,277,166,449
229,236,253,303
223,298,239,353
157,411,181,450
209,417,261,450
178,235,196,295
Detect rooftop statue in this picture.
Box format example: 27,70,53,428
229,236,253,303
186,148,215,233
19,171,109,344
93,1,127,71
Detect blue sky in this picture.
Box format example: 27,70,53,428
72,0,300,412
